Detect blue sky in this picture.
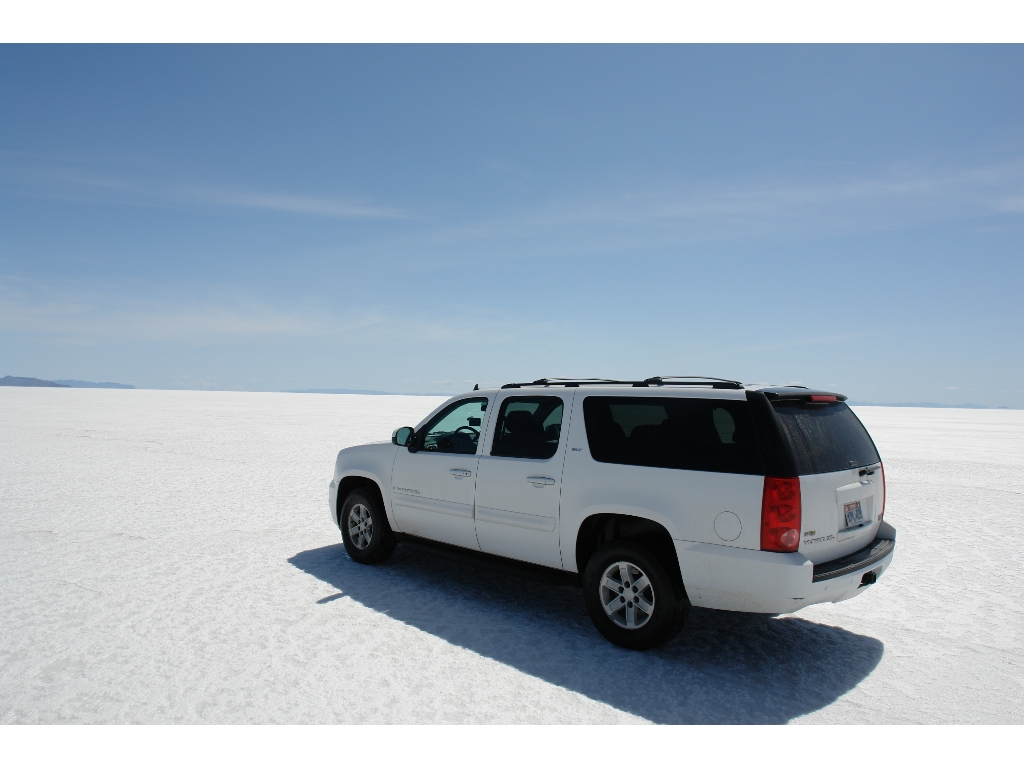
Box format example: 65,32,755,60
2,45,1022,405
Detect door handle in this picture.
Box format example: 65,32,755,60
449,469,472,477
527,476,555,486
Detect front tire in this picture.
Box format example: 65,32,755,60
583,541,686,650
340,489,396,564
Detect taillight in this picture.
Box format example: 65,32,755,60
879,463,886,521
761,476,802,553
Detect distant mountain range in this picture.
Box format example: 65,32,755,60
53,379,136,389
284,388,395,395
1,376,135,389
283,388,453,396
292,393,1013,407
0,376,69,387
0,378,1011,406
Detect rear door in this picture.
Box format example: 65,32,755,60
474,391,575,569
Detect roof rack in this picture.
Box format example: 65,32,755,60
500,376,744,390
644,376,744,388
500,378,617,389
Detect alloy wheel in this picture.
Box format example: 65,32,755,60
599,560,655,629
347,503,373,550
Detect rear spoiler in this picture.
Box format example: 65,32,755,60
760,387,848,403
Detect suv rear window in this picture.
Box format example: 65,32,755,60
583,396,763,475
771,400,879,474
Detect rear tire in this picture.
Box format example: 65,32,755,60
340,489,396,564
583,541,686,650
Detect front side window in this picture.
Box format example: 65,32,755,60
491,396,564,460
420,398,488,454
582,396,763,475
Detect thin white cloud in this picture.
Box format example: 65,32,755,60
4,155,1021,259
0,295,322,342
559,160,1024,234
303,157,1024,269
181,186,408,219
0,276,549,347
2,165,409,220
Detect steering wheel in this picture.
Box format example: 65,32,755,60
454,426,480,439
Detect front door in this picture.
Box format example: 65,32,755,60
474,391,574,569
391,397,489,550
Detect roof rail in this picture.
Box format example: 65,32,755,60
500,378,619,389
500,376,744,390
643,376,744,388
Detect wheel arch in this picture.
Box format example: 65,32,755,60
336,474,386,527
575,513,687,600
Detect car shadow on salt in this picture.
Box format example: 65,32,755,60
289,542,883,724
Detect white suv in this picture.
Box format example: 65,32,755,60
327,377,896,649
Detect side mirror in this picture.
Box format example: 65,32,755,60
392,426,414,447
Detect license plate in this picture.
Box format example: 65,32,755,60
844,500,865,528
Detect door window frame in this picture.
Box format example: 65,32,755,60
414,397,489,455
489,394,567,460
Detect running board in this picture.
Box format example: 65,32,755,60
395,533,582,587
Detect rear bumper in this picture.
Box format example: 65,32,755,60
674,532,896,614
813,538,894,582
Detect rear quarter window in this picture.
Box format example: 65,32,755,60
583,396,763,475
771,400,880,474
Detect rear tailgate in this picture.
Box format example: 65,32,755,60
799,465,882,564
767,395,884,564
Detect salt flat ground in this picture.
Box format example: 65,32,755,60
1,388,1021,724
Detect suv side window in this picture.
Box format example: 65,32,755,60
582,396,763,475
491,396,564,460
420,398,488,454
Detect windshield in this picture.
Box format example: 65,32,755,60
772,401,880,475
